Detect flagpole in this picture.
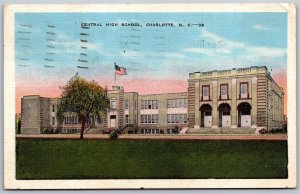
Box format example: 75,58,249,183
114,71,116,86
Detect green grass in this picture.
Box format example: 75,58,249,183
16,139,288,179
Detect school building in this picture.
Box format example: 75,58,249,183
20,66,285,135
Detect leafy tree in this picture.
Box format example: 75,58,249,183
109,130,119,140
57,75,110,139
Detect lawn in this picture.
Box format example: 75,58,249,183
16,139,288,179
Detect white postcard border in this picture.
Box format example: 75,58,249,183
3,3,296,189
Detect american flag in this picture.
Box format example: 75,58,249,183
114,63,127,75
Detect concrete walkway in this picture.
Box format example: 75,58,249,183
16,134,287,141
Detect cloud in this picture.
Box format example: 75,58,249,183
246,47,286,58
201,30,245,49
53,30,105,55
182,30,286,60
182,48,215,56
253,24,273,31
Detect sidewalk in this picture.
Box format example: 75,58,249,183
16,134,288,141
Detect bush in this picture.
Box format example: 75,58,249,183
259,128,287,134
43,127,59,134
259,128,267,134
173,125,181,134
109,130,118,140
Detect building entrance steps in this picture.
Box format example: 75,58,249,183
186,127,256,134
180,127,189,134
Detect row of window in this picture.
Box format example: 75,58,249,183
140,128,162,134
202,82,249,100
109,98,188,110
141,114,159,124
167,114,188,124
62,128,79,134
167,98,187,108
63,116,79,125
139,128,178,134
141,100,159,109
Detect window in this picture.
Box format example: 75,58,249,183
141,100,145,109
125,100,129,109
153,100,158,109
220,84,228,100
141,100,158,109
184,114,188,123
175,99,179,108
179,99,184,107
167,114,188,124
148,101,152,109
167,99,187,108
125,115,129,124
184,99,188,108
52,105,55,112
110,100,117,110
167,100,171,108
141,115,145,123
240,83,248,99
167,114,171,123
202,85,210,100
171,114,175,123
172,100,176,108
52,116,55,125
140,114,159,124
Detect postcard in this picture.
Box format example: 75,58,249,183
3,4,296,189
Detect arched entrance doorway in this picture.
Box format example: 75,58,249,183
237,102,252,127
200,104,212,127
218,103,231,127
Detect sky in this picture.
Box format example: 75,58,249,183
15,12,287,113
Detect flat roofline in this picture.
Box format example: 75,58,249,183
22,95,62,100
124,92,139,95
190,66,268,74
139,92,187,96
22,95,41,98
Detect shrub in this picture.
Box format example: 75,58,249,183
259,128,267,134
109,130,118,140
173,125,181,134
259,128,287,134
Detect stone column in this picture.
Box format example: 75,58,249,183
212,80,218,128
187,80,195,128
231,78,237,128
251,76,257,128
194,81,200,128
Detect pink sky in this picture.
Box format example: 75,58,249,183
15,70,287,114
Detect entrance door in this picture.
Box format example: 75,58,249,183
222,115,231,127
218,103,231,127
110,115,116,128
204,115,212,127
237,102,252,127
241,115,251,127
200,104,212,128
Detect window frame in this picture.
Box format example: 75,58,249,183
125,100,129,110
240,82,249,99
110,100,117,110
220,83,229,100
202,85,210,101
